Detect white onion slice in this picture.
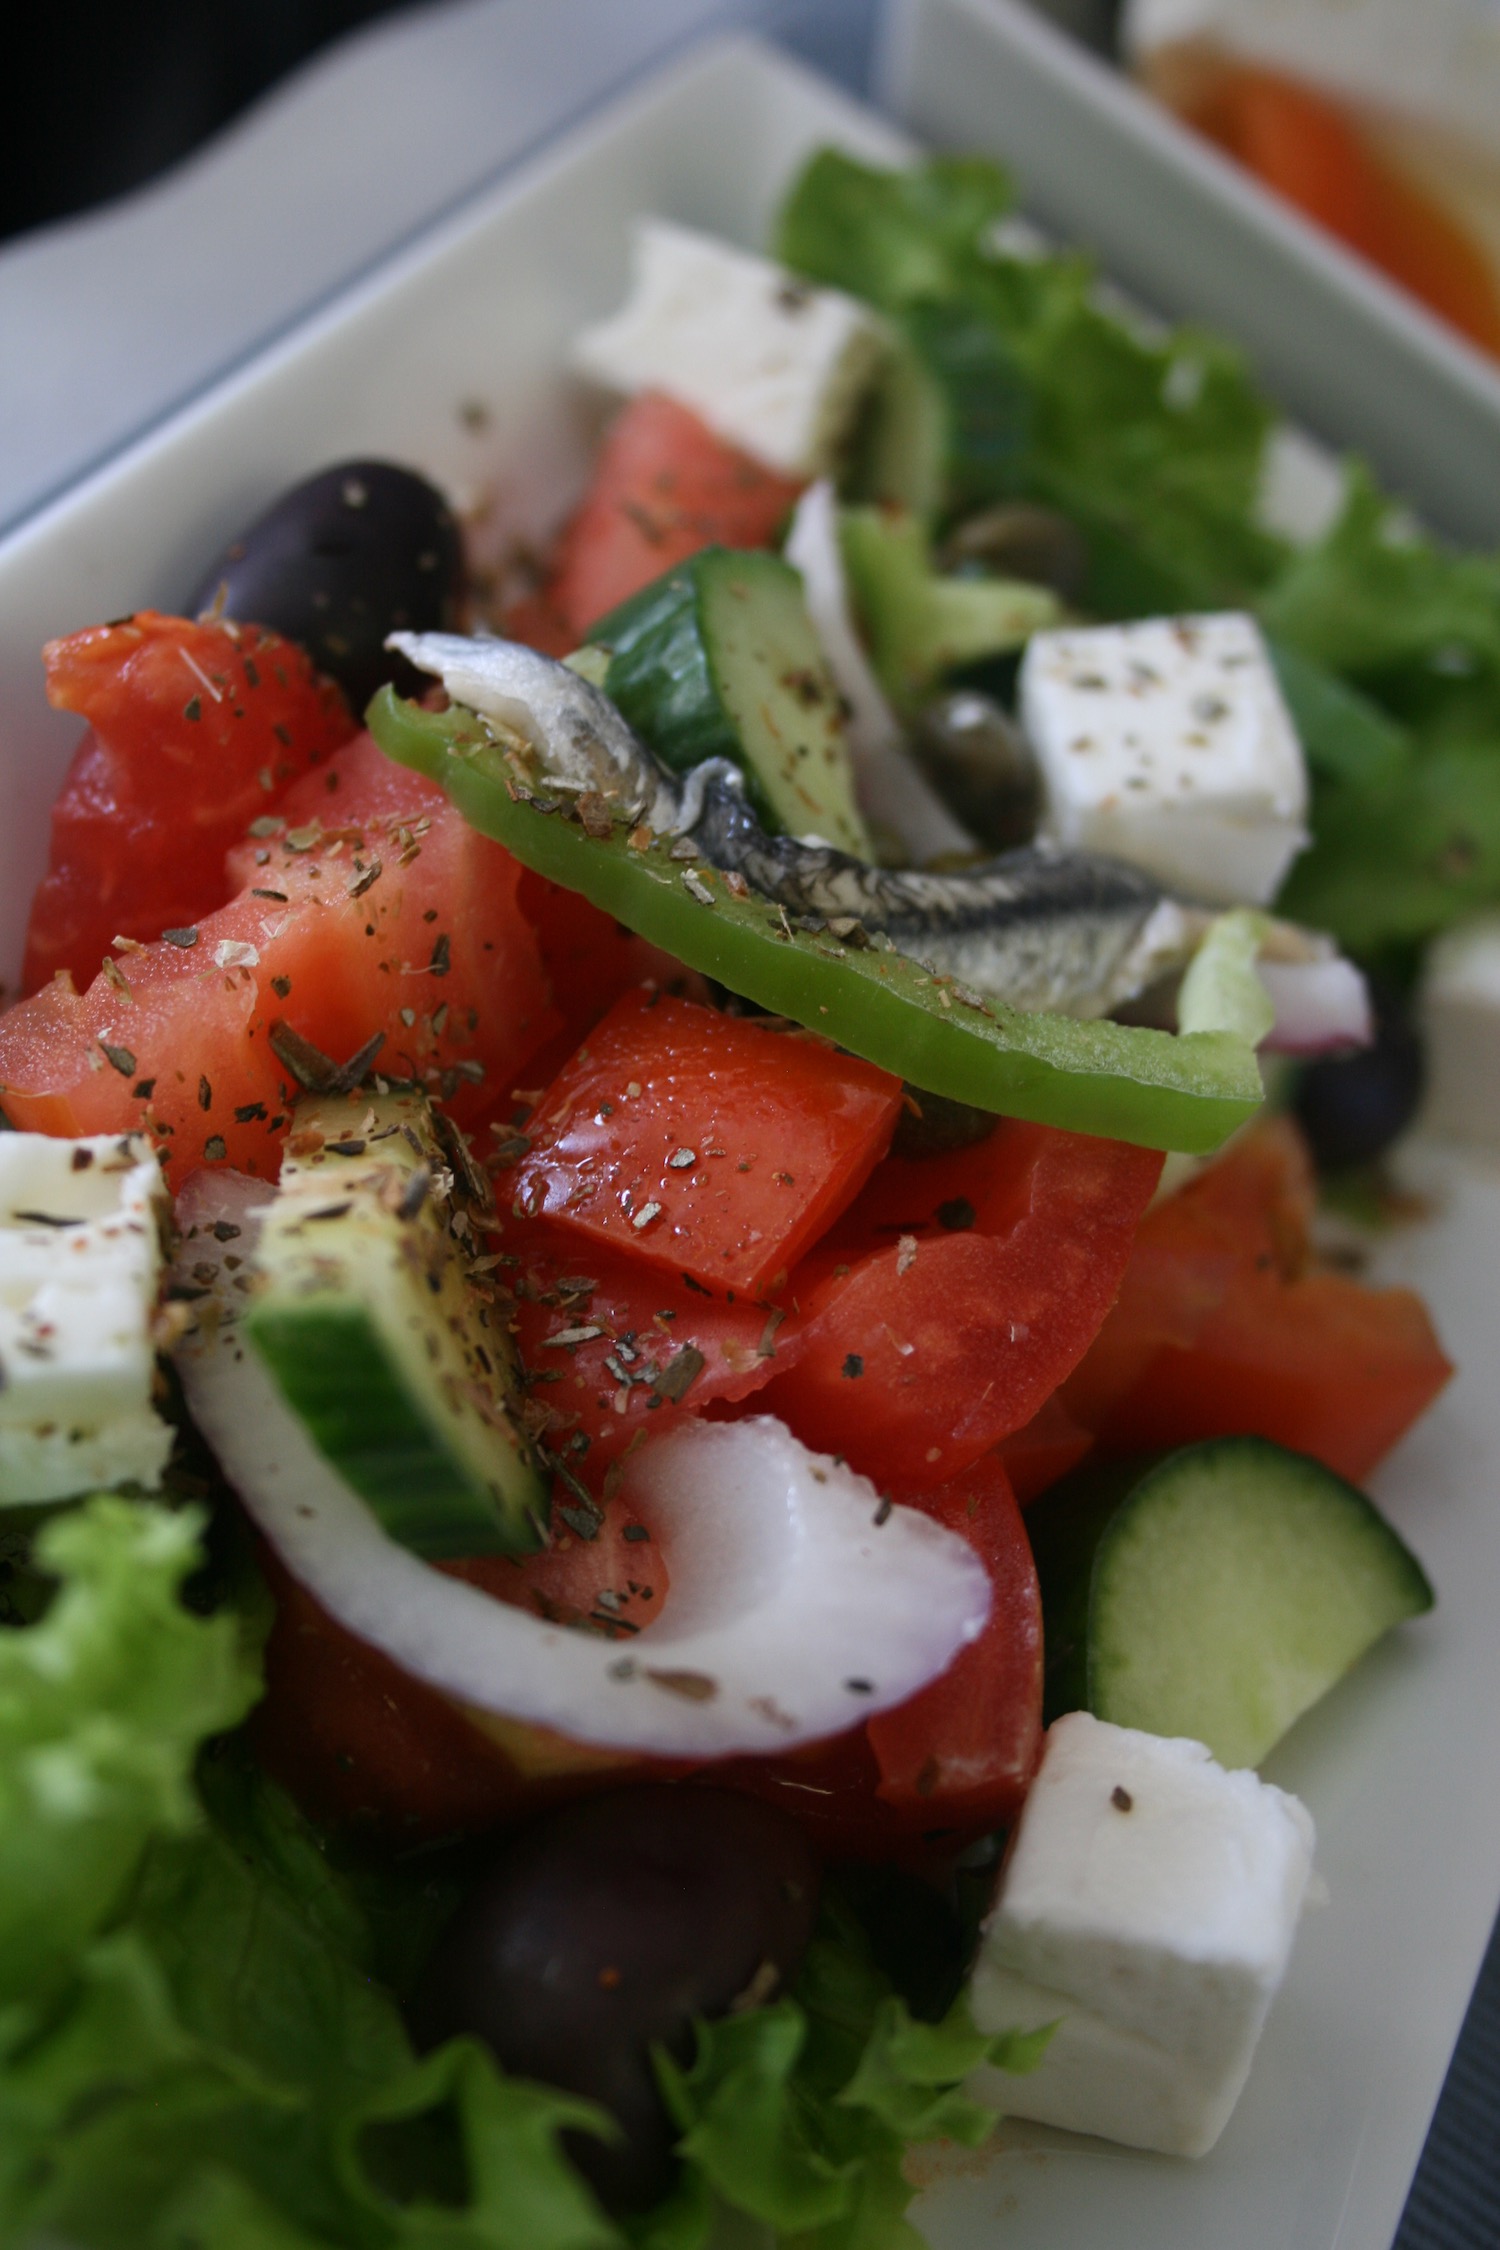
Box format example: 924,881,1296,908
784,480,978,862
1259,957,1373,1054
172,1172,991,1761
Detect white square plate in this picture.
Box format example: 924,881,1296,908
1,31,1496,2250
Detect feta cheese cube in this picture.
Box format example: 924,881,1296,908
0,1133,172,1504
1019,613,1310,906
968,1712,1316,2156
1419,912,1500,1150
572,219,885,480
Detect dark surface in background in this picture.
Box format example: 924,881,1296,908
0,0,445,244
1,0,1123,247
4,0,1496,2241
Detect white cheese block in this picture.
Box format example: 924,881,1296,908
1419,912,1500,1150
968,1711,1316,2156
1019,613,1310,906
572,219,885,480
0,1132,172,1504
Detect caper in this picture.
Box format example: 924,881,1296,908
937,502,1089,602
910,689,1040,851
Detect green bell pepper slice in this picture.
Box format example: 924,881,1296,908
367,689,1265,1155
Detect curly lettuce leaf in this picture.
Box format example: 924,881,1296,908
0,1502,1051,2250
1259,467,1500,704
0,1503,616,2250
636,1899,1050,2250
777,149,1016,316
0,1496,258,2006
1278,742,1500,952
776,150,1283,612
778,149,1500,956
5,1748,621,2250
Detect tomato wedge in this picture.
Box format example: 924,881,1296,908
507,987,903,1296
24,612,354,994
760,1122,1163,1486
0,735,557,1172
507,1218,801,1473
867,1453,1042,1831
715,1452,1042,1860
1061,1118,1453,1483
506,392,804,649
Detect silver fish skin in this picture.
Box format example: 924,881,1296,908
387,631,1204,1018
385,630,734,835
690,779,1200,1016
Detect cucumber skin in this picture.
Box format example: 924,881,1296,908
249,1300,540,1559
1030,1453,1162,1725
593,548,871,856
246,1090,547,1563
595,563,746,783
1037,1437,1434,1768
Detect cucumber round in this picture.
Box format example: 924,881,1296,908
591,547,872,857
1036,1437,1433,1769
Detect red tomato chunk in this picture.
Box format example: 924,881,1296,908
760,1120,1163,1487
0,735,557,1174
253,1540,662,1841
509,1221,803,1473
718,1456,1041,1862
506,392,804,651
1061,1116,1453,1484
24,612,354,994
507,987,904,1296
867,1454,1042,1834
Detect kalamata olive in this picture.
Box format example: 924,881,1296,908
405,1785,819,2212
188,459,464,714
1294,973,1425,1170
910,689,1040,851
937,502,1090,603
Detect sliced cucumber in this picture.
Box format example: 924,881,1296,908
1032,1437,1433,1769
838,506,1058,709
245,1089,546,1559
853,302,1031,520
590,547,873,857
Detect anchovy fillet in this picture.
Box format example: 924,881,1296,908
388,632,1209,1018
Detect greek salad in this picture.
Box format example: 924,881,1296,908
4,141,1492,2250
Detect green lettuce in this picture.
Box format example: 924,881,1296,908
1259,467,1500,714
636,1896,1051,2250
776,151,1500,959
0,1498,616,2250
776,149,1017,318
0,1496,257,2007
1,1500,1046,2250
777,150,1283,613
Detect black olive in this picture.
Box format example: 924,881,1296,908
188,459,464,715
1293,974,1425,1170
936,502,1090,604
405,1785,819,2212
909,689,1040,852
